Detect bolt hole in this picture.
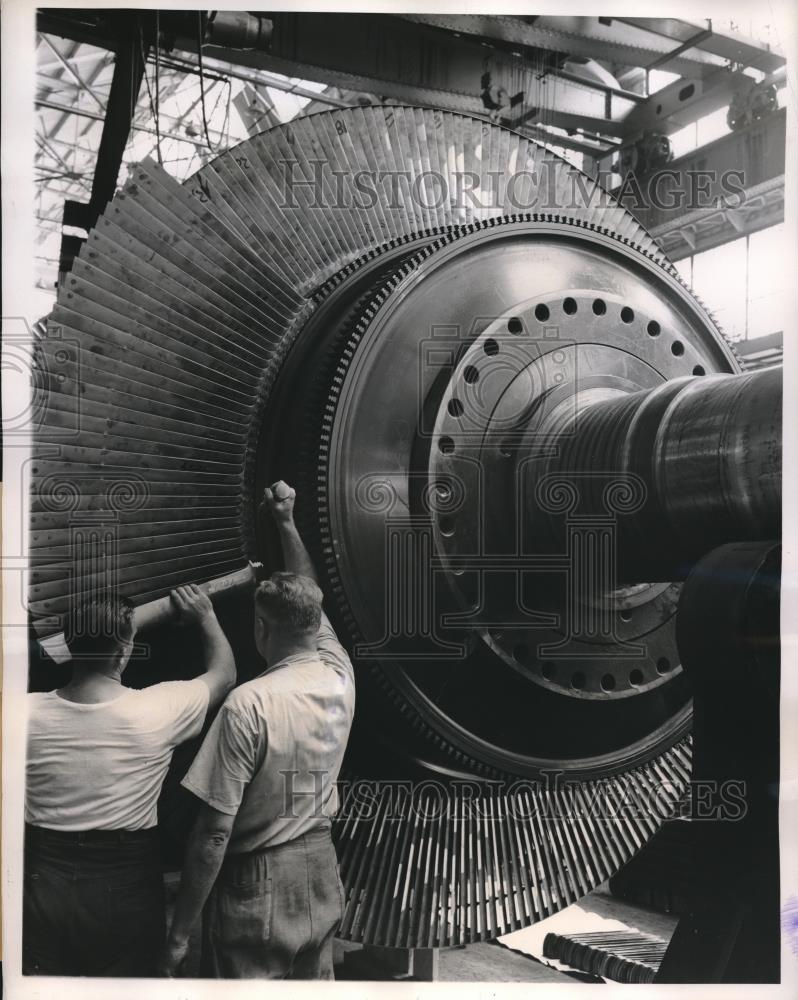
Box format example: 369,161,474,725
571,671,586,690
435,480,451,500
671,341,685,356
507,316,523,335
447,398,464,417
563,297,577,315
621,306,634,323
541,661,555,680
592,298,606,316
438,516,455,537
513,643,530,664
601,673,616,692
656,657,672,674
483,338,499,356
693,365,706,376
647,320,661,337
438,436,455,455
629,669,644,686
619,609,633,622
534,303,550,322
463,364,480,384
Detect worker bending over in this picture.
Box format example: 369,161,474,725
161,481,355,979
24,586,236,976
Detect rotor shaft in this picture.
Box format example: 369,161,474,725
530,366,781,582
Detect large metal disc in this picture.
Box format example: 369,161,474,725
31,106,737,947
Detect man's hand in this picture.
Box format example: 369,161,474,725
161,804,235,979
262,480,296,524
170,583,215,625
157,935,190,978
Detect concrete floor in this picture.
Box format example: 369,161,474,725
335,939,573,982
438,942,574,983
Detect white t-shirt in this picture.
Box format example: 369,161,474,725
26,679,210,831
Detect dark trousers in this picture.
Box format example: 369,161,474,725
23,824,165,977
202,825,345,979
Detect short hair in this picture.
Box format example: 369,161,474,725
65,596,135,663
255,572,323,636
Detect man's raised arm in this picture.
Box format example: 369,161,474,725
170,585,236,708
263,482,353,678
262,481,318,583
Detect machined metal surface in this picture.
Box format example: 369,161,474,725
31,105,776,948
530,366,782,582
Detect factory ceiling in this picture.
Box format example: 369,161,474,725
33,11,785,312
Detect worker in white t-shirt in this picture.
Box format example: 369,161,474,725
24,585,236,977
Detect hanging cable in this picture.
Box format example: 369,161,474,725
154,10,163,164
223,75,233,147
197,11,217,153
139,19,163,165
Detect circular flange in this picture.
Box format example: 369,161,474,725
428,290,690,699
263,214,736,779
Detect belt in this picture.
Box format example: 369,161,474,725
223,823,332,868
25,823,158,845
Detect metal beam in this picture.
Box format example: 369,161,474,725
644,28,714,74
38,49,113,71
35,98,217,151
40,37,116,145
77,43,129,141
396,13,729,78
83,18,146,224
522,132,601,158
35,133,104,158
38,32,106,110
651,175,784,261
37,10,119,52
166,51,355,108
38,38,79,143
37,10,785,84
36,168,85,181
619,67,751,141
541,67,647,104
516,124,617,158
39,99,232,149
617,17,785,74
515,107,628,139
615,109,785,259
35,134,72,174
170,13,635,129
36,72,102,93
39,11,758,141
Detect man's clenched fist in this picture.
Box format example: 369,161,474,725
262,481,296,523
